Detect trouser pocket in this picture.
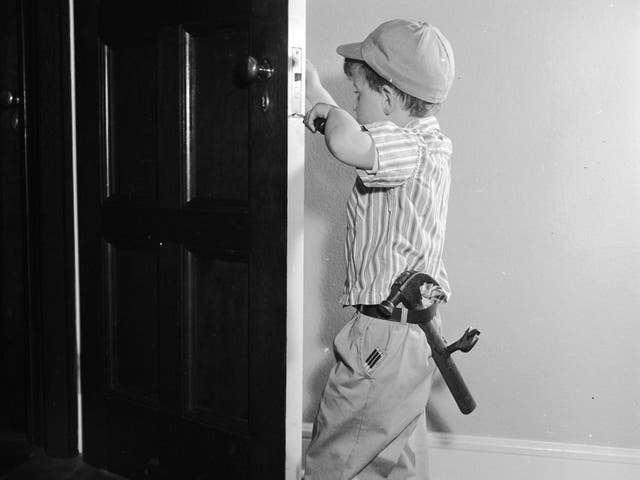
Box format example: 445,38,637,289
357,315,395,378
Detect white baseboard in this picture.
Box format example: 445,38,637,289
302,423,640,480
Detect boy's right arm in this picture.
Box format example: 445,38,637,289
305,103,375,170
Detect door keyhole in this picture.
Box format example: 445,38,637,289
11,112,20,131
261,93,270,112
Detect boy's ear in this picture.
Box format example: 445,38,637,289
380,84,395,115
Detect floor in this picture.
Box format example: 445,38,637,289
0,438,126,480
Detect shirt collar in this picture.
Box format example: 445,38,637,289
404,115,439,132
363,115,439,132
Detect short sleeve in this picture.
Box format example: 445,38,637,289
356,121,422,188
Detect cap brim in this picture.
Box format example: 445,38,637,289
336,42,364,60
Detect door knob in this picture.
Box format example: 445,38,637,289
245,57,274,82
0,90,20,108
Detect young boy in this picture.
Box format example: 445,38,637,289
303,19,455,479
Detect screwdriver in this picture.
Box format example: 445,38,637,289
290,113,326,134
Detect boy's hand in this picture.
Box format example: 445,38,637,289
304,102,334,133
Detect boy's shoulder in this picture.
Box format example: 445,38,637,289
364,116,449,145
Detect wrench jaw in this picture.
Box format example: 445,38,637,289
445,327,481,355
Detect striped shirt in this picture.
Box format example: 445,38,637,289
340,116,452,306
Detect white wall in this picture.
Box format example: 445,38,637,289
304,0,640,452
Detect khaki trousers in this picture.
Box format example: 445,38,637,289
305,311,437,480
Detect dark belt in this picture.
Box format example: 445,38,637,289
356,303,438,324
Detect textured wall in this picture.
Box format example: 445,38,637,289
304,0,640,448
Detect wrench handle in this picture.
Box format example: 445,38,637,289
420,320,477,415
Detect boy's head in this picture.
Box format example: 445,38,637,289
337,19,454,121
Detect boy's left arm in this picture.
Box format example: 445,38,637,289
304,60,375,169
305,60,338,107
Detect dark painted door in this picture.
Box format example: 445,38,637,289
74,1,290,478
0,0,27,439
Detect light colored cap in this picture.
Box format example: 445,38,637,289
336,19,455,103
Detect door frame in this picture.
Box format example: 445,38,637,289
18,0,79,457
285,2,305,478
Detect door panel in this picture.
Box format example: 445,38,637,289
106,243,160,404
186,26,250,203
107,40,159,201
76,0,289,477
185,253,250,429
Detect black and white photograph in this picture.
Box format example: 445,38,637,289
1,1,638,478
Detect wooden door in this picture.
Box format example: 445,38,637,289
0,0,27,438
75,1,291,478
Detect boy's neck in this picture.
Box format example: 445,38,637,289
387,110,424,128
